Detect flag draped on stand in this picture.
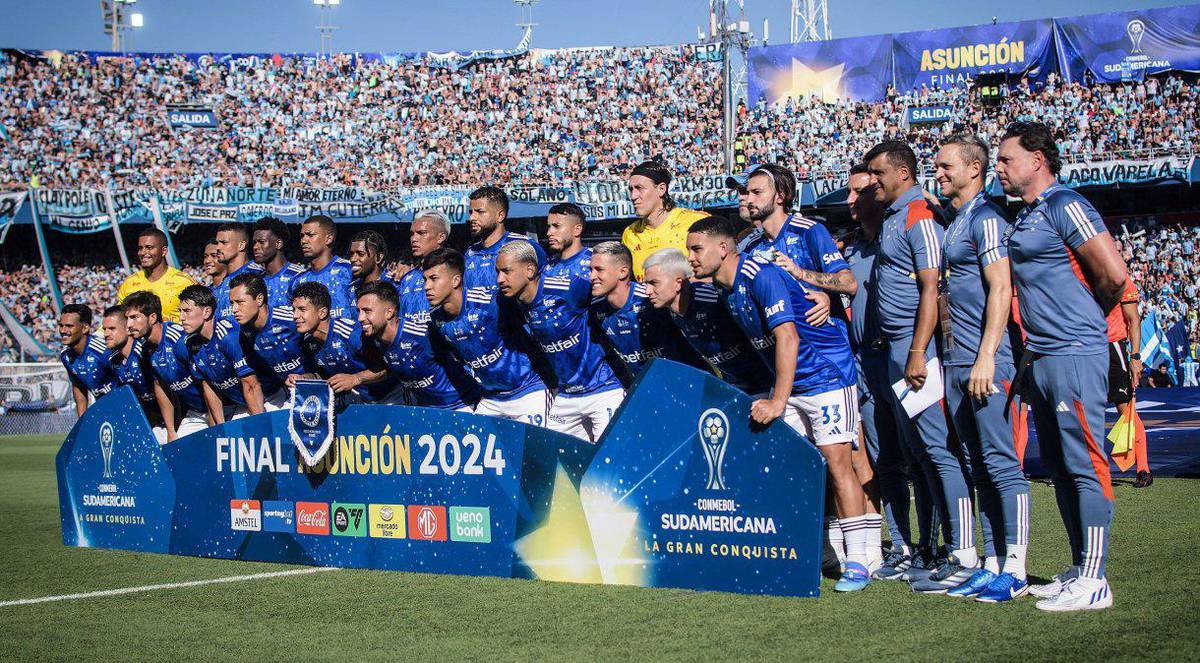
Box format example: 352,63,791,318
1139,311,1174,380
1164,319,1190,385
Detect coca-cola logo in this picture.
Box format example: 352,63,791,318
300,510,327,527
296,502,330,535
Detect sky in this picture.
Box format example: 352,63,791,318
0,0,1189,54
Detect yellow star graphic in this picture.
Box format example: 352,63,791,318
514,464,602,584
772,59,846,104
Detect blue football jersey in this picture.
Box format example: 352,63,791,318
1007,184,1110,355
671,281,774,395
60,334,118,398
264,262,304,309
723,256,856,396
304,318,399,403
111,339,155,405
294,257,356,320
214,261,265,321
740,214,850,274
430,291,545,401
464,232,548,294
543,247,592,281
237,305,309,395
521,271,620,396
189,319,253,406
592,281,695,375
372,318,473,409
942,192,1014,367
350,271,397,302
873,186,944,341
146,321,205,413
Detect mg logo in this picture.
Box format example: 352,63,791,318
417,507,438,538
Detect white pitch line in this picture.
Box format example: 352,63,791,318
0,566,339,608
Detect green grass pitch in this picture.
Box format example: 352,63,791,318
2,434,1197,661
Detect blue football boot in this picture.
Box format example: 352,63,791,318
834,562,871,592
946,568,997,598
976,572,1031,603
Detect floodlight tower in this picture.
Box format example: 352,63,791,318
791,0,830,43
709,1,753,173
314,0,342,57
514,0,538,48
100,0,144,52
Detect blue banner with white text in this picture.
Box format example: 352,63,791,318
57,361,827,597
1055,5,1200,83
891,19,1057,92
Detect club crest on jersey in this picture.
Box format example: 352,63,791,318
288,379,335,467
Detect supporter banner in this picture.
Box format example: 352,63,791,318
45,213,113,234
58,361,826,597
0,190,27,242
906,105,955,124
166,108,218,129
892,19,1056,92
1059,156,1193,188
187,203,238,223
748,34,894,103
1055,6,1200,83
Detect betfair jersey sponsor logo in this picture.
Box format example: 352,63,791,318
262,500,294,533
368,504,406,539
660,513,778,534
408,505,447,541
332,502,366,537
230,499,262,532
449,507,491,543
296,501,330,535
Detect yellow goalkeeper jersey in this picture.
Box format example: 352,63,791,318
117,266,197,323
621,207,709,280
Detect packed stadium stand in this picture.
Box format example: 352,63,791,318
0,46,723,190
0,39,1197,374
737,73,1198,181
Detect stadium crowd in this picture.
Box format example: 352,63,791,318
738,73,1199,180
0,47,722,190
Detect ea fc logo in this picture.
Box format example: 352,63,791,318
697,408,730,491
298,395,322,427
417,507,438,538
99,422,115,479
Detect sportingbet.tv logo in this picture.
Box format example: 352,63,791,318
698,408,731,491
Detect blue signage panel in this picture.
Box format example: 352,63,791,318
906,105,955,124
57,361,826,597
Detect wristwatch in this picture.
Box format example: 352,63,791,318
1130,352,1141,361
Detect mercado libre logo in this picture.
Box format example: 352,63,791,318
368,504,406,539
296,502,330,535
332,502,366,537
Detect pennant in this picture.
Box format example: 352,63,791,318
288,379,335,467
